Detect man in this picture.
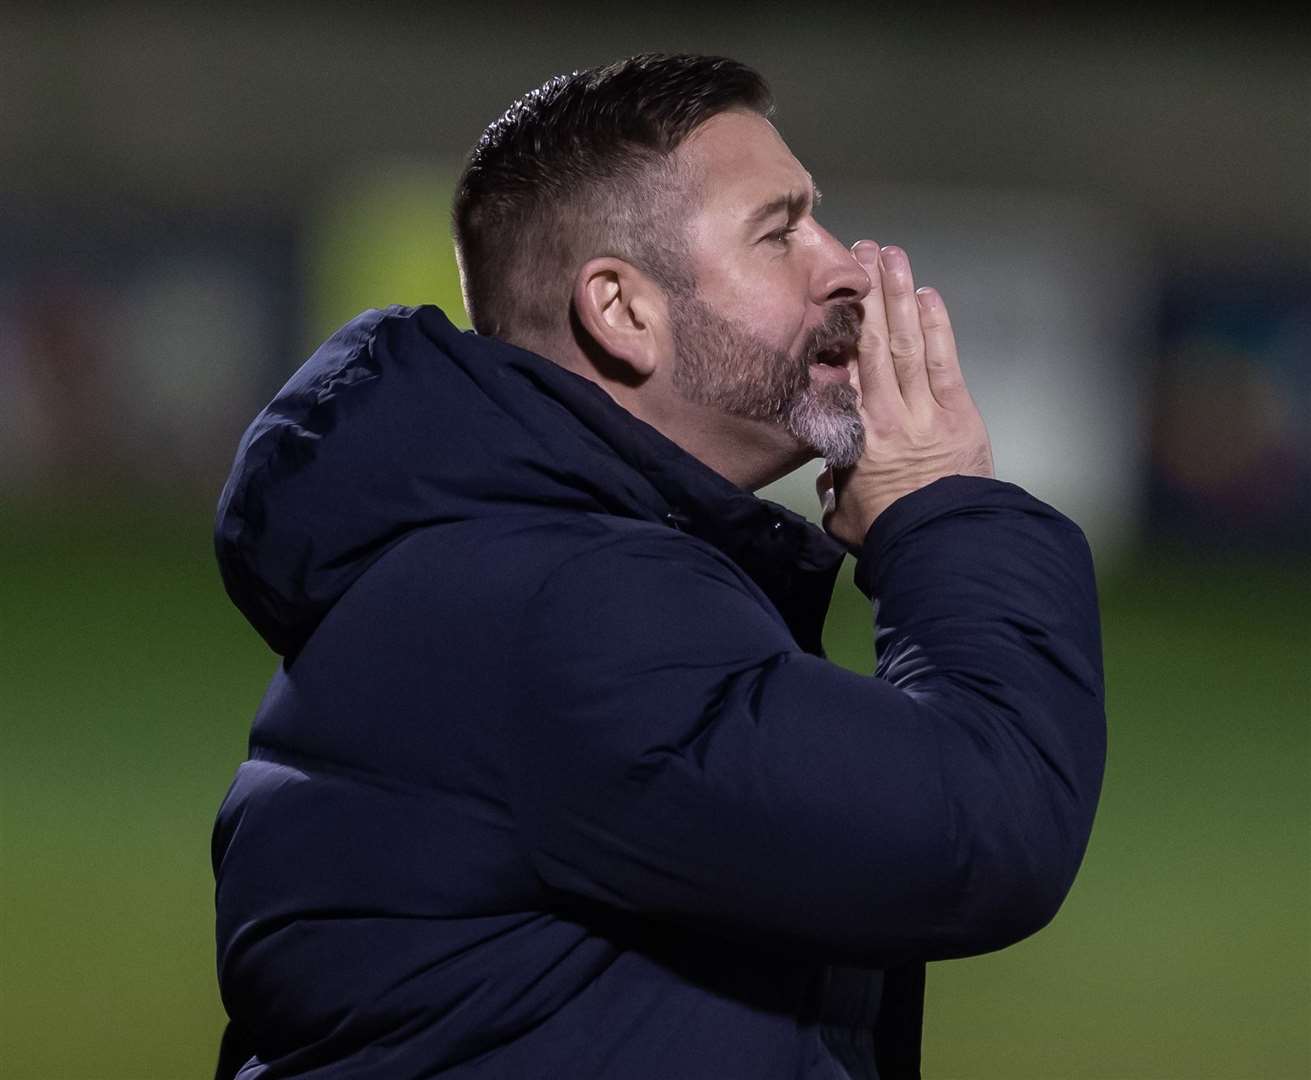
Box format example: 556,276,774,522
212,54,1105,1079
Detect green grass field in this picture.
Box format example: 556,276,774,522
2,502,1307,1079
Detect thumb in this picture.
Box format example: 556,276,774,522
816,465,837,525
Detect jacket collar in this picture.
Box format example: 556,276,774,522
217,304,845,656
505,311,847,655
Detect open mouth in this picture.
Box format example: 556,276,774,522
810,332,859,365
808,336,859,377
812,346,846,367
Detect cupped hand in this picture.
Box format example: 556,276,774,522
819,242,994,550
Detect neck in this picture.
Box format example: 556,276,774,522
530,331,814,493
589,372,812,491
636,396,813,490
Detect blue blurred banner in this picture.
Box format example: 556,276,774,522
1149,275,1310,551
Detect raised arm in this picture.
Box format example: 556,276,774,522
511,242,1104,968
510,481,1103,968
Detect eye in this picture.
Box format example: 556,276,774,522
764,226,798,246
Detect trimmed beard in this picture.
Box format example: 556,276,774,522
668,292,865,469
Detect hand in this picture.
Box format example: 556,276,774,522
819,242,994,550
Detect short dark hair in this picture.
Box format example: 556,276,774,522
452,53,772,343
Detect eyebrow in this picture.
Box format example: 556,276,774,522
744,183,823,231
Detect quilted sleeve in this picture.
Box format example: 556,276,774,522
510,476,1106,968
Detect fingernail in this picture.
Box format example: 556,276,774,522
853,240,880,266
915,287,936,307
880,245,904,270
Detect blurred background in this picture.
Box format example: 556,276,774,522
1,4,1307,1077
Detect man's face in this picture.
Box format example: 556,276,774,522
667,110,871,468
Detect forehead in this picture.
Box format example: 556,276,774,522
676,110,812,221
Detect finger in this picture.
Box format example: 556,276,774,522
879,245,931,407
850,240,900,413
915,287,968,407
815,465,837,522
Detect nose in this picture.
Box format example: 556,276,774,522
809,224,872,305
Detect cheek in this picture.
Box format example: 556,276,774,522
756,292,810,357
710,271,810,354
686,232,811,352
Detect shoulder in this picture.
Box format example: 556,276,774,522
317,510,793,673
508,515,798,680
532,515,764,598
369,510,762,605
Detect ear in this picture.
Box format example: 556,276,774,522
571,257,669,379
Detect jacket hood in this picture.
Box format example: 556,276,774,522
215,305,843,657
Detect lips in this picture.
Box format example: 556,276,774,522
807,340,856,385
804,306,862,384
808,331,859,365
808,334,858,370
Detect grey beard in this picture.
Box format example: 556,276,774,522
783,381,865,468
668,290,866,466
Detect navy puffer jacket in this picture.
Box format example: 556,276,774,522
212,305,1105,1079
